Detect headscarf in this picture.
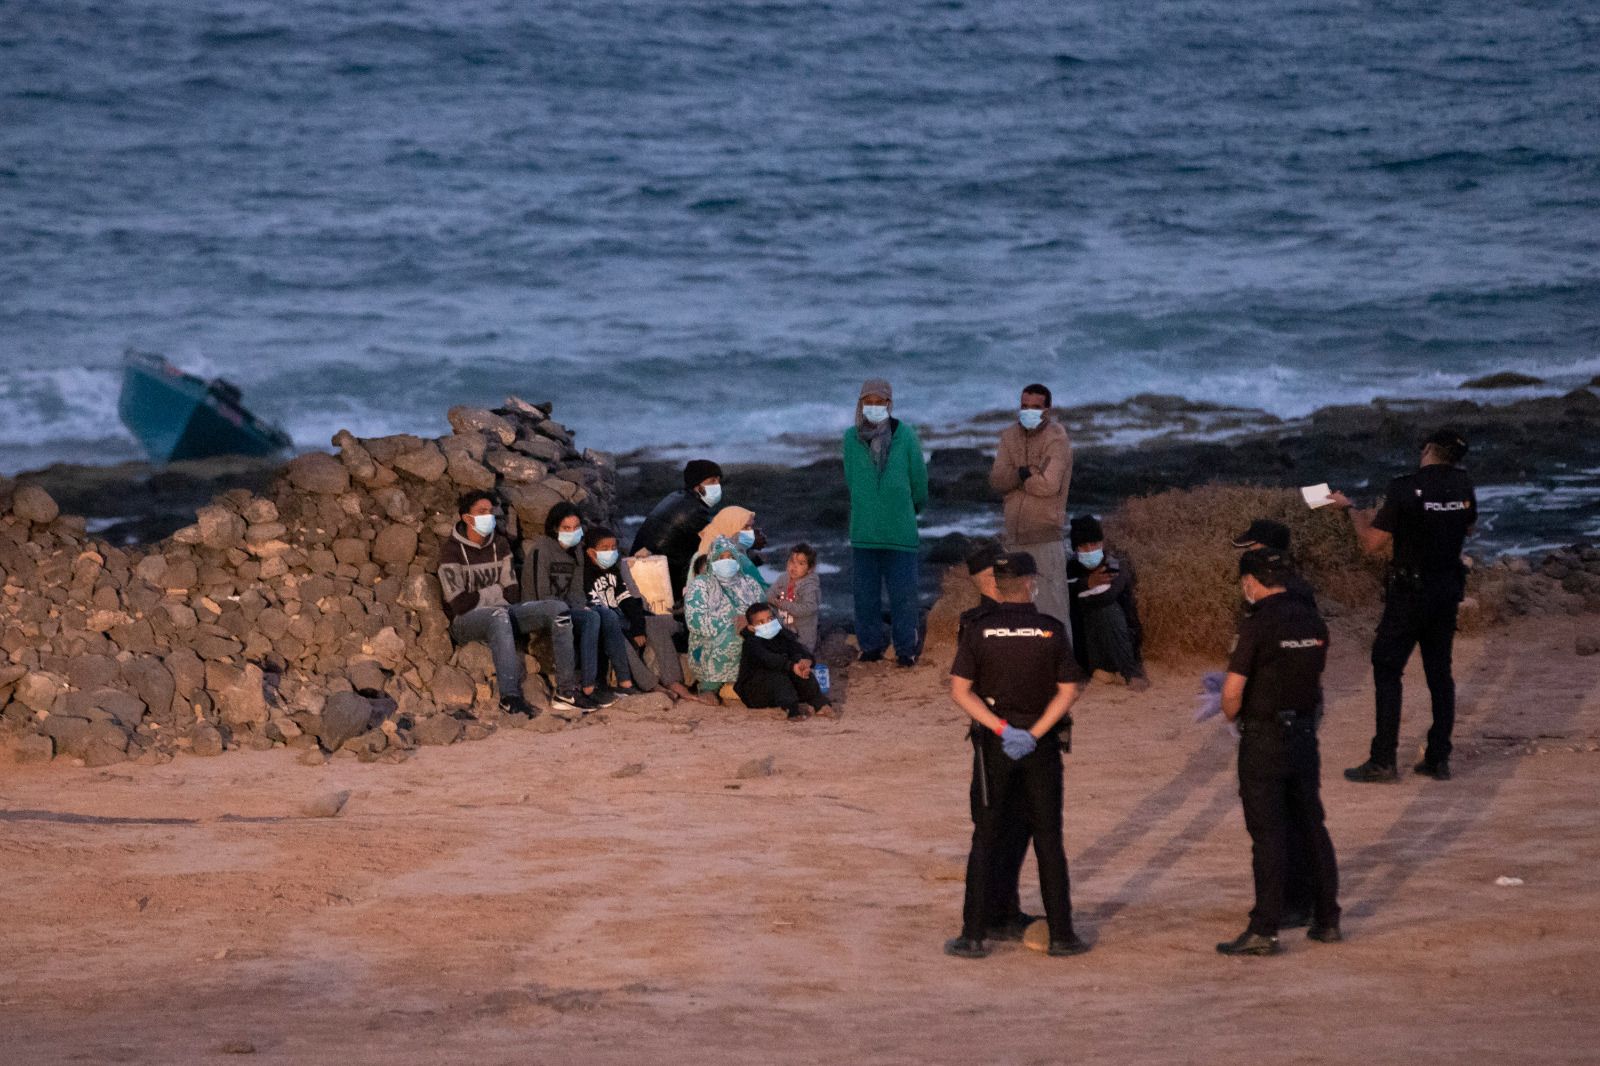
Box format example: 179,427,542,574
690,511,767,591
697,506,756,558
855,377,895,473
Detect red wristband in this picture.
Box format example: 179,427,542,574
991,719,1008,737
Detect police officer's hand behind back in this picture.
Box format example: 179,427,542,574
1000,724,1037,760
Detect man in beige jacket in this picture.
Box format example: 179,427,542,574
988,384,1073,626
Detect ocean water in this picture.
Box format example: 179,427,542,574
3,0,1599,473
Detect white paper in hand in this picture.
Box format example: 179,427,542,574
1301,483,1334,509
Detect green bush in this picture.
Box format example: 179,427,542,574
1105,484,1385,659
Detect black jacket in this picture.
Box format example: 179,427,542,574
629,489,712,602
736,629,812,690
1065,553,1143,669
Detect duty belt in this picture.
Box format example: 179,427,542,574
1241,709,1318,736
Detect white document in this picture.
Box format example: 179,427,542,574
1301,483,1334,509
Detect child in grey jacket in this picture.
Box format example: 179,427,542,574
767,543,821,652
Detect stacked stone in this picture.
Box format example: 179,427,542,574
1471,545,1600,621
0,397,615,767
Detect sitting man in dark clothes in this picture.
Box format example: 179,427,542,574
1065,515,1149,692
735,603,834,721
630,458,723,604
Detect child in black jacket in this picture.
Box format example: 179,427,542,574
735,603,833,720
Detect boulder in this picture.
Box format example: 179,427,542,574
412,714,463,746
210,663,271,728
66,653,120,691
364,626,407,671
429,665,476,711
372,524,418,567
300,789,350,818
511,436,564,464
484,447,547,484
121,658,176,725
392,443,447,482
195,505,246,550
318,692,375,751
331,538,369,567
15,672,64,713
447,406,517,446
190,724,224,757
500,482,567,537
14,734,53,764
443,448,496,492
346,658,389,697
11,484,60,525
285,453,351,495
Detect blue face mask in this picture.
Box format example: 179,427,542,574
711,557,741,580
699,483,722,508
1019,408,1045,430
557,527,583,549
736,529,756,549
861,404,890,424
594,549,619,569
753,619,782,640
469,513,496,537
1077,549,1105,569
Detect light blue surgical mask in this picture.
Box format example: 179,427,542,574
862,404,890,424
594,549,619,569
736,529,756,549
699,482,723,508
1019,408,1045,430
469,514,496,537
1077,549,1105,569
557,527,584,549
753,619,782,640
711,557,741,580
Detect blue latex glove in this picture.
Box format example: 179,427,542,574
1193,670,1226,723
1001,725,1037,760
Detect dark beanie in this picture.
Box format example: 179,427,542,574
683,459,723,490
1069,515,1104,547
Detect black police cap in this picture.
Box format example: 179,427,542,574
1232,518,1291,550
965,541,1004,575
1424,427,1468,463
993,551,1038,578
1238,547,1295,586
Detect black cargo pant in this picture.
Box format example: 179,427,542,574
734,668,827,713
962,729,1073,943
969,728,1032,927
1370,574,1462,768
1238,718,1340,936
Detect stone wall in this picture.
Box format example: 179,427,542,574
0,398,616,767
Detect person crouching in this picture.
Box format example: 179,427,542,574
735,604,834,721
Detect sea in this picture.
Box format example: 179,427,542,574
4,1,1599,514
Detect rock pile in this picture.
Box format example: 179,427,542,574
0,398,616,767
1471,544,1600,620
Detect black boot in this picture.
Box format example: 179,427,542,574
1343,759,1398,783
1413,759,1451,781
943,936,990,959
1216,929,1281,956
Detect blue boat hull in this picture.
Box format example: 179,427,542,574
118,353,293,463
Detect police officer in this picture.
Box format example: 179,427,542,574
958,543,1037,942
1217,549,1341,956
1332,427,1477,783
1229,518,1317,929
945,551,1088,959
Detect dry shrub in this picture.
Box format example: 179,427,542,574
1105,484,1385,659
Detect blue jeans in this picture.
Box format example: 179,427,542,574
571,606,634,688
852,547,920,659
449,601,576,698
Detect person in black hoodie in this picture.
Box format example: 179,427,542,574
735,603,834,721
1065,515,1149,691
524,502,628,707
584,526,712,705
435,490,584,715
630,459,723,605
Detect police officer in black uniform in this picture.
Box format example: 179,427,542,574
1333,428,1477,783
1217,549,1341,956
1230,518,1318,928
958,543,1040,942
944,551,1088,959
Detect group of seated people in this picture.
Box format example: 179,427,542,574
435,459,829,720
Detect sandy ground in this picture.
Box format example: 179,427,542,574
3,614,1599,1065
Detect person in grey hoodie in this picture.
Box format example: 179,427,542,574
436,490,586,715
522,502,628,707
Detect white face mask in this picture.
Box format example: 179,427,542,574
861,404,890,424
1019,408,1045,430
469,514,496,537
753,619,783,639
594,549,619,569
699,483,723,508
711,557,741,580
557,527,583,549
